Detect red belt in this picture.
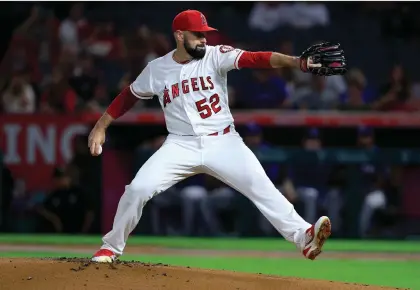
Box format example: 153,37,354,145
208,125,231,136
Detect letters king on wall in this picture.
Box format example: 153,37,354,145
0,115,89,192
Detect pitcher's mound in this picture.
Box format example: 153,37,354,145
0,258,396,290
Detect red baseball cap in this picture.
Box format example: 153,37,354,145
172,10,217,32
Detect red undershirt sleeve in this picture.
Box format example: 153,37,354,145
237,51,273,69
106,86,139,119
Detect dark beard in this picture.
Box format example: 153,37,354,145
184,40,206,59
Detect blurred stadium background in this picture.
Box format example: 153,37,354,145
1,1,420,247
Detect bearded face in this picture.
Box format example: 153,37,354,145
183,31,206,59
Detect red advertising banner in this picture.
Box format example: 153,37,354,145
0,115,90,191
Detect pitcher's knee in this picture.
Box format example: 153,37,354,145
125,182,159,206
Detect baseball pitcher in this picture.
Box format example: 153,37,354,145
88,10,347,263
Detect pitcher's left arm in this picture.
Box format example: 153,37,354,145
214,42,347,77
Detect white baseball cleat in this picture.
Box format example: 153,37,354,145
302,216,331,260
91,249,117,263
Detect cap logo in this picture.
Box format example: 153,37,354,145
201,13,207,25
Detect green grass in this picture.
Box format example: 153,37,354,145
1,235,417,288
0,251,417,289
0,234,419,253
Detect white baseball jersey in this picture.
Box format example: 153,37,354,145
129,45,244,136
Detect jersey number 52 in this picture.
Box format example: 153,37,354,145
195,94,222,119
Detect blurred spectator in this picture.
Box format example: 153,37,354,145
357,126,376,150
288,128,328,223
123,25,154,70
123,25,170,81
239,69,289,109
199,176,236,237
121,26,168,99
249,2,329,32
86,21,123,61
276,40,316,111
277,40,311,97
242,122,266,151
1,71,36,114
47,46,79,88
249,2,293,32
150,31,171,58
290,2,330,29
325,75,347,103
369,166,403,238
373,64,413,111
302,128,322,150
288,75,340,110
40,68,78,114
354,126,390,238
69,54,101,109
0,43,39,91
34,167,94,233
357,127,386,198
14,6,60,81
0,5,60,87
177,183,213,236
339,68,376,111
359,165,404,239
324,164,347,235
59,3,92,54
323,115,377,233
339,80,371,111
359,174,386,238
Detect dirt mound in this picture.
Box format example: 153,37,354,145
0,258,400,290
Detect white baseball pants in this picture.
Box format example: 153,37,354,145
101,129,311,255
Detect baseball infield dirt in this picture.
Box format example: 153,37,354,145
0,258,402,290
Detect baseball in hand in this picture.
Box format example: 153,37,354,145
96,144,102,155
